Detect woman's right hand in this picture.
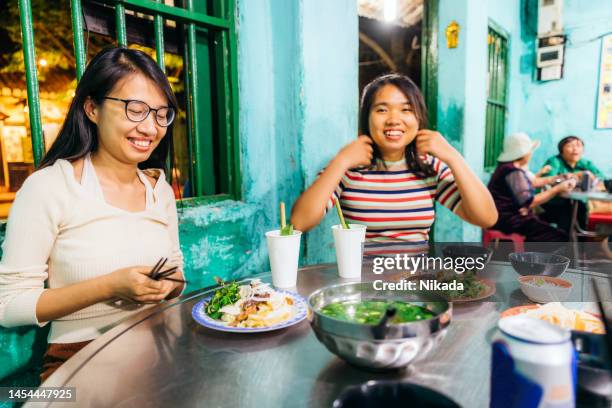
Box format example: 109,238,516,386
105,266,174,303
335,136,374,169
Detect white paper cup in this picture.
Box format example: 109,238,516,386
332,224,367,278
266,229,302,288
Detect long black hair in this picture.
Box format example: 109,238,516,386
39,46,178,170
359,73,435,177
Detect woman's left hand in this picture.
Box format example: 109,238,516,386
415,130,458,163
154,280,177,302
416,129,498,228
161,269,186,300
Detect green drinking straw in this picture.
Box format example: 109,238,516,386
280,201,294,235
334,198,350,229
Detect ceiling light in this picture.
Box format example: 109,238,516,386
384,0,397,22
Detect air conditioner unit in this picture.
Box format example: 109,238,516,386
538,0,563,36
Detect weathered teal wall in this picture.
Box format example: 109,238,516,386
489,0,612,176
300,0,359,263
234,0,358,268
0,0,359,384
515,0,611,176
434,0,611,243
435,0,488,242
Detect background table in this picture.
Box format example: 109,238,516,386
563,191,612,238
563,191,612,203
32,262,609,408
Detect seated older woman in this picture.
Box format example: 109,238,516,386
488,133,574,242
540,135,606,232
542,135,605,180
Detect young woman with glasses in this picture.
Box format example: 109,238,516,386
0,47,184,381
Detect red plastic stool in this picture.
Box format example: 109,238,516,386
586,212,612,259
587,212,612,231
482,229,525,253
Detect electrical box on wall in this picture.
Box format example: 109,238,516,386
538,0,563,36
536,0,565,81
536,35,565,81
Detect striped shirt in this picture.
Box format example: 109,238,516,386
325,155,462,245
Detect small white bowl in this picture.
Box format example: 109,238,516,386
518,275,572,303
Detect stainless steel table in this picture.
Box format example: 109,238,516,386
33,262,609,408
562,191,612,240
563,191,612,203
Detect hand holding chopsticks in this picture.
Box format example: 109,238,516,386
108,262,185,305
148,257,188,284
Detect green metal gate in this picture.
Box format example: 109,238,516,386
18,0,241,199
484,23,509,169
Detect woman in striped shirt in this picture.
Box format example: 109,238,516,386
291,74,497,244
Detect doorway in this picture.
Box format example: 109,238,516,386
357,0,438,128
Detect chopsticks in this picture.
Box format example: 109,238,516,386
149,257,188,284
149,257,168,278
591,279,611,359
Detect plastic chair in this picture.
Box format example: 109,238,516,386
482,229,525,253
587,212,612,232
587,212,612,258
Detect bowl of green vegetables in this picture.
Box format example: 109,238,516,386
308,282,451,371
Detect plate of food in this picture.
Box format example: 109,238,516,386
403,271,496,302
501,302,605,334
192,279,308,333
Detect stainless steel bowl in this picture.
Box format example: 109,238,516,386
308,282,452,371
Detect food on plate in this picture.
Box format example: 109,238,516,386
517,276,572,303
525,277,566,288
205,279,295,328
205,278,241,319
512,302,604,334
320,300,435,324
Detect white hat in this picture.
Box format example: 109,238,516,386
497,132,541,162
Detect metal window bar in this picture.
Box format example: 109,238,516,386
153,0,169,178
154,0,165,73
212,0,241,197
101,0,230,29
115,2,128,46
183,0,221,196
484,27,509,169
18,0,44,165
18,0,240,200
70,0,87,80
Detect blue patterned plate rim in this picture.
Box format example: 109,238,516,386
191,289,308,333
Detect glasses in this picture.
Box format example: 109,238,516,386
102,97,176,127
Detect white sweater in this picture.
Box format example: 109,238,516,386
0,159,183,343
